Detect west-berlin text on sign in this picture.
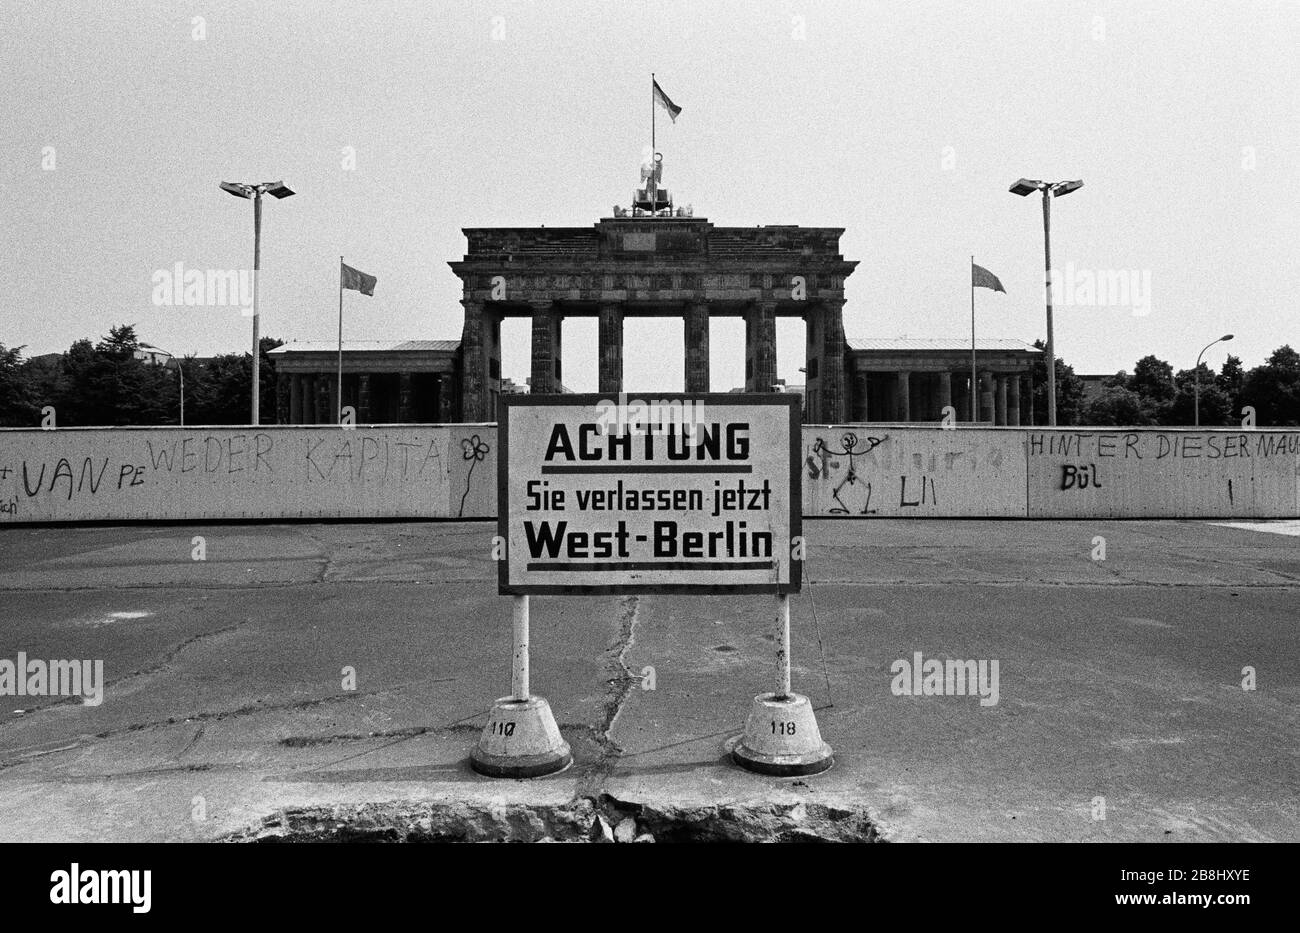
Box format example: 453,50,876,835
498,394,801,594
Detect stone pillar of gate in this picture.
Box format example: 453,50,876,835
745,300,777,392
979,372,995,423
1027,369,1035,426
301,374,315,424
459,299,487,422
275,373,289,425
314,374,329,424
530,300,561,395
820,299,846,422
938,371,953,420
598,302,624,396
995,375,1008,426
438,374,456,423
357,374,372,422
895,370,911,421
684,301,710,393
289,374,303,424
397,372,413,422
852,372,869,421
1007,375,1021,426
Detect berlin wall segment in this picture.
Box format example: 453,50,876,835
0,425,498,523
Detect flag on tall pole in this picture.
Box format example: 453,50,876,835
338,258,376,422
972,263,1005,294
970,259,1006,422
341,262,376,296
652,78,682,122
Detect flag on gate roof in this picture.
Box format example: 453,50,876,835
341,262,376,296
972,263,1005,293
653,79,682,122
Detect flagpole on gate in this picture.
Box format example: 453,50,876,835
970,255,977,423
337,256,344,423
650,72,656,215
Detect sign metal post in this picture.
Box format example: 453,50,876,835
469,589,572,777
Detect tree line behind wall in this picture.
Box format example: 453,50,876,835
0,325,284,427
1026,339,1296,427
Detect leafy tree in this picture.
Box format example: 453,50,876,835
49,325,177,425
1128,355,1176,404
1217,354,1244,404
1169,364,1231,425
1239,345,1300,426
0,344,38,426
1080,384,1152,426
184,337,283,425
1029,339,1086,425
18,351,64,425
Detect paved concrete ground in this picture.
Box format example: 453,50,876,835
0,519,1295,841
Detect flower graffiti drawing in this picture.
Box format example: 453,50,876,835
458,433,491,517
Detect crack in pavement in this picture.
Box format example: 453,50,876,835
0,615,262,738
0,689,377,772
577,595,640,796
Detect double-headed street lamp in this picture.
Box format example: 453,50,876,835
137,342,184,426
1010,177,1083,427
1194,333,1233,427
219,180,295,425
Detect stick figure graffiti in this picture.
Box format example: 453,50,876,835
807,432,887,514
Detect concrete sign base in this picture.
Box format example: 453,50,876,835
732,692,834,777
470,696,572,779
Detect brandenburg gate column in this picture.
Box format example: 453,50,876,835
895,370,911,421
1007,375,1021,426
357,374,371,422
530,299,562,394
745,299,777,392
289,374,303,424
684,301,710,393
820,299,846,422
995,375,1008,426
598,302,624,396
852,372,868,421
979,372,995,423
459,298,487,421
938,371,953,418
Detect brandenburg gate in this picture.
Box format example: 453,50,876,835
449,209,858,423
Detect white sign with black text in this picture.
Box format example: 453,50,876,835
498,394,801,594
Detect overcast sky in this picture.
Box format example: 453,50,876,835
3,0,1297,392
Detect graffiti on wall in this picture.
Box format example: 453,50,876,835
1027,430,1300,518
807,432,888,514
0,426,500,522
457,433,491,517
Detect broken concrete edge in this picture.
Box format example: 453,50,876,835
222,793,885,843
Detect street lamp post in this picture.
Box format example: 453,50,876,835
138,342,184,426
220,180,295,425
1194,333,1234,427
1010,177,1083,427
